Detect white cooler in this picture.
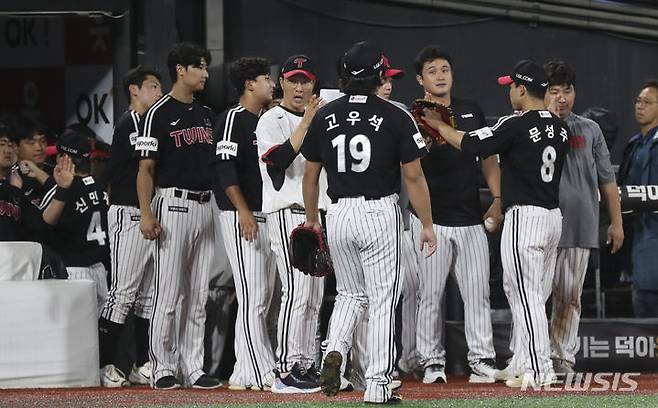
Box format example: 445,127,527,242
0,280,100,388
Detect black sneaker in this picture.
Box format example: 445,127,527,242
193,374,222,389
154,375,181,390
304,362,321,383
320,351,342,397
271,363,321,394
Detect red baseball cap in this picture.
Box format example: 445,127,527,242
382,55,404,79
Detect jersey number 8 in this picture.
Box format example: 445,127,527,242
541,145,557,183
332,134,371,173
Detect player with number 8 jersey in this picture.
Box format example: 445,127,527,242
424,60,570,387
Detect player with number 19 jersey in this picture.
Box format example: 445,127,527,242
303,95,426,200
464,111,570,210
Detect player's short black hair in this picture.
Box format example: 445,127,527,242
228,57,271,95
544,59,576,88
339,74,382,95
122,66,161,101
414,45,453,76
640,79,658,93
167,42,211,83
521,83,547,100
71,156,91,174
14,116,47,143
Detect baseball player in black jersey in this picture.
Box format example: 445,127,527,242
39,130,110,311
135,42,219,390
211,57,279,391
302,41,437,404
98,66,163,388
0,132,24,241
411,46,500,384
423,60,570,388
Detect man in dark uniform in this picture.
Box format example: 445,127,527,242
424,59,570,388
98,66,163,388
411,45,501,384
135,42,219,390
39,130,110,312
211,57,281,391
0,129,24,241
302,40,437,404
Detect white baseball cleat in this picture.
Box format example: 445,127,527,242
389,379,402,390
469,359,498,383
422,364,447,384
505,373,558,388
100,364,130,388
128,361,152,385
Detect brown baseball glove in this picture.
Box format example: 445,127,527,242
410,99,456,148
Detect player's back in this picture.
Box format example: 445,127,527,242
45,175,110,267
495,110,570,210
303,95,425,201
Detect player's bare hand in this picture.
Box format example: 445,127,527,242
607,222,624,254
483,199,504,232
53,155,75,188
421,108,446,130
303,220,322,233
301,95,324,126
419,226,437,257
238,209,258,242
140,212,162,240
545,93,559,116
9,167,23,189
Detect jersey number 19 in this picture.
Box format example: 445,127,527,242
332,134,371,173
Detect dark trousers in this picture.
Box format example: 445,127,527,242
632,289,658,317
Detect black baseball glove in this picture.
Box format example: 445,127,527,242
289,224,334,277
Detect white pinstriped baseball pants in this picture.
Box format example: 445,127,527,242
267,207,325,372
148,190,214,385
323,195,402,404
549,247,590,366
502,205,561,381
67,262,108,316
218,210,277,389
410,215,496,368
101,205,154,323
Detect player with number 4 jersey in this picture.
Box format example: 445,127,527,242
40,130,110,313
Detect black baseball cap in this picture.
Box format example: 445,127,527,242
342,41,384,79
56,129,91,159
281,55,316,81
497,60,549,92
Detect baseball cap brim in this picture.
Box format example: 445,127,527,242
497,75,514,86
45,145,58,156
282,69,316,81
384,68,404,79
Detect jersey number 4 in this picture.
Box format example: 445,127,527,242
332,134,371,173
87,211,107,246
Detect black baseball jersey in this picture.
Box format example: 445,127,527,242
40,175,110,267
210,105,262,211
0,179,23,241
107,110,141,206
416,96,487,226
302,95,426,200
135,94,214,190
461,110,570,210
19,173,56,242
